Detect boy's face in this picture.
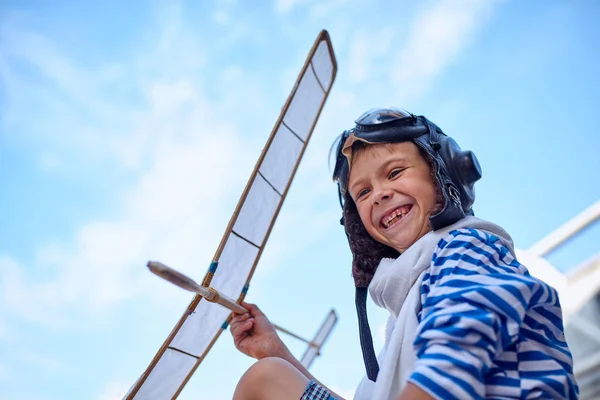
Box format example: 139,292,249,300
348,141,437,253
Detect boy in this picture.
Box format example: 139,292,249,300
229,108,578,399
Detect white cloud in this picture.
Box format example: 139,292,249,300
37,153,62,171
391,0,501,101
96,381,130,400
0,0,346,336
0,120,250,328
276,0,315,14
0,319,7,340
0,361,8,382
213,10,230,24
348,33,369,84
0,7,259,331
1,27,113,117
308,0,350,20
1,34,125,170
19,352,65,374
347,28,395,85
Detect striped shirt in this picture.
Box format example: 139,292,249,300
409,228,578,399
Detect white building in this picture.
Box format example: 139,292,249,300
517,200,600,399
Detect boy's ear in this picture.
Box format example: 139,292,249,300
342,195,399,287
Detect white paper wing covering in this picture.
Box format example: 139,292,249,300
300,309,338,369
126,30,337,400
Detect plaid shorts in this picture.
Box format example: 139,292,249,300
300,380,338,400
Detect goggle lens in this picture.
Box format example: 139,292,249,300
355,107,412,126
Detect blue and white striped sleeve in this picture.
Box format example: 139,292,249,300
407,228,556,400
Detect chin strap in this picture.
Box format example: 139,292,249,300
356,287,379,381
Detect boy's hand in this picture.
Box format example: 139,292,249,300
229,302,288,360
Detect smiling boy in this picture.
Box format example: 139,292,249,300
347,141,438,253
229,108,579,400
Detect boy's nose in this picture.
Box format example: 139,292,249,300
372,188,393,205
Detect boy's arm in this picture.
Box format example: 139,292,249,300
230,303,346,399
406,229,567,399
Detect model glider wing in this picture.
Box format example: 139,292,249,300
300,309,338,369
125,30,337,400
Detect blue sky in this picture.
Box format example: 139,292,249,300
1,0,599,399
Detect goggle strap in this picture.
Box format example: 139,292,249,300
356,287,380,382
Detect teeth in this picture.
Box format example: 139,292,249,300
382,207,408,228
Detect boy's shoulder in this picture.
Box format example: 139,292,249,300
429,226,522,274
435,227,510,253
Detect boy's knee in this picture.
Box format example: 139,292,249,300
235,357,308,400
235,358,292,399
247,357,291,382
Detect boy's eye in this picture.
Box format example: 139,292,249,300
356,188,371,199
389,168,404,179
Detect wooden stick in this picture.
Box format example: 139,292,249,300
271,323,315,347
147,261,313,344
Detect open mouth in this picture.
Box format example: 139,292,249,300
380,205,412,229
